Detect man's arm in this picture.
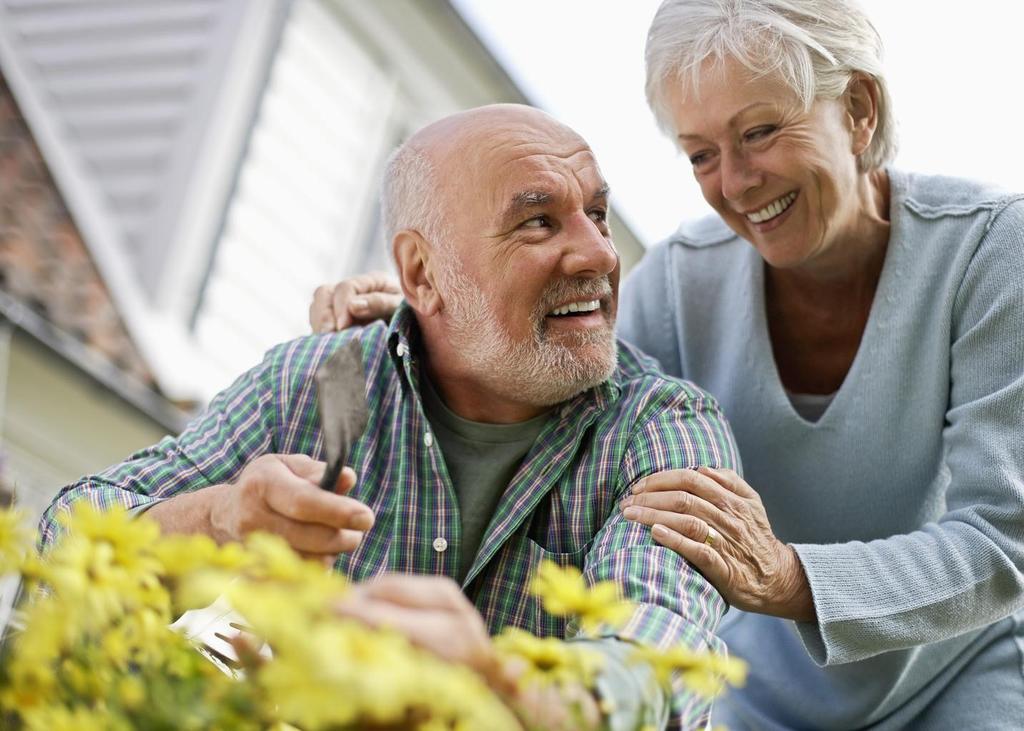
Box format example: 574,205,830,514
584,379,740,730
39,336,373,560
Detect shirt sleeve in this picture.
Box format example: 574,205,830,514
792,198,1024,665
37,343,282,550
582,380,740,730
570,637,670,731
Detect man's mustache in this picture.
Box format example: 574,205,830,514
536,276,614,316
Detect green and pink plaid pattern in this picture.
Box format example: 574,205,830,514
41,304,739,729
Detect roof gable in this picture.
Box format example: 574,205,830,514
0,0,271,296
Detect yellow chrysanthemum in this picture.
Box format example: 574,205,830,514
20,704,127,731
152,532,247,577
494,627,605,689
630,644,748,698
0,507,30,574
529,561,634,633
3,509,672,731
58,503,161,572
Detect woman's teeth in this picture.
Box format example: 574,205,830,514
549,300,600,316
746,191,797,223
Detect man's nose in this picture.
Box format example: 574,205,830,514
560,213,619,277
720,148,762,203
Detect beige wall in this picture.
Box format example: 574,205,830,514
0,330,169,524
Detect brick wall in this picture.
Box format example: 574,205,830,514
0,70,153,386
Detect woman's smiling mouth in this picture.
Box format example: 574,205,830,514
746,191,798,223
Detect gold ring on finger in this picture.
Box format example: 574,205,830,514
704,526,719,547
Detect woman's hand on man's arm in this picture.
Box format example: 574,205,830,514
621,466,816,622
309,271,402,333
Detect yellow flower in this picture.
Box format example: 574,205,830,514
115,675,145,710
58,503,161,572
630,644,748,698
21,705,124,731
0,507,30,573
529,561,634,633
152,533,246,577
494,627,604,689
2,509,538,731
240,532,317,582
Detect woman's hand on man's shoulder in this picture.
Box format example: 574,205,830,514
309,271,402,333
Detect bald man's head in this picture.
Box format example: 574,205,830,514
380,104,589,248
380,103,618,415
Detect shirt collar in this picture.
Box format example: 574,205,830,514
386,300,622,408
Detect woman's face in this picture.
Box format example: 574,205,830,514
668,57,869,272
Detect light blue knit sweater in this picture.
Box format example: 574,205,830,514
618,169,1024,729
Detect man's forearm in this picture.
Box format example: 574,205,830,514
145,484,225,539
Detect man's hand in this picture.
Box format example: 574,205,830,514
151,454,374,564
210,454,373,562
309,272,402,333
335,574,498,677
335,575,601,731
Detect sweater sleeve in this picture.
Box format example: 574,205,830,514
618,241,684,379
791,198,1024,665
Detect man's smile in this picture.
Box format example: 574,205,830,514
547,299,600,316
542,297,613,334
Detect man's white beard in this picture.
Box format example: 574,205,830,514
436,258,617,408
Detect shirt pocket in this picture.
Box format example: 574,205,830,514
472,534,586,638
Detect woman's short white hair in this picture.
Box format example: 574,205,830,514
645,0,897,171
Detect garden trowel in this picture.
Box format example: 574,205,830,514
314,340,369,490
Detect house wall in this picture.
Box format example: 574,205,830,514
1,68,178,523
0,0,650,523
0,328,168,524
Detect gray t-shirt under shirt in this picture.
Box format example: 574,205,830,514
419,374,548,582
420,375,668,729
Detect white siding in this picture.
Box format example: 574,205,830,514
0,0,257,290
193,0,398,379
2,0,641,403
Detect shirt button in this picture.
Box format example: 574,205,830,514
432,537,448,552
424,432,434,448
396,343,407,357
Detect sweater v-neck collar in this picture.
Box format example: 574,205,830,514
748,169,909,427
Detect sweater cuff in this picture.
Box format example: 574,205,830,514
791,541,906,666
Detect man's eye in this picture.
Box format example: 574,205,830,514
521,216,550,229
588,208,608,224
744,125,776,142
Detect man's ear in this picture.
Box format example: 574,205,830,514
844,73,879,157
393,230,443,317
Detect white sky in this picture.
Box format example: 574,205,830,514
451,0,1024,247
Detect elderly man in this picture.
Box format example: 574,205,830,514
41,104,738,730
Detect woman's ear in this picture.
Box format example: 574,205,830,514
393,230,444,317
845,73,880,157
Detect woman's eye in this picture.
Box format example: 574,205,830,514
689,152,712,169
744,125,776,142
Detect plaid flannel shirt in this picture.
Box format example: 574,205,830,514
41,304,739,729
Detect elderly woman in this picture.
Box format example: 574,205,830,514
309,1,1024,727
613,1,1024,728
